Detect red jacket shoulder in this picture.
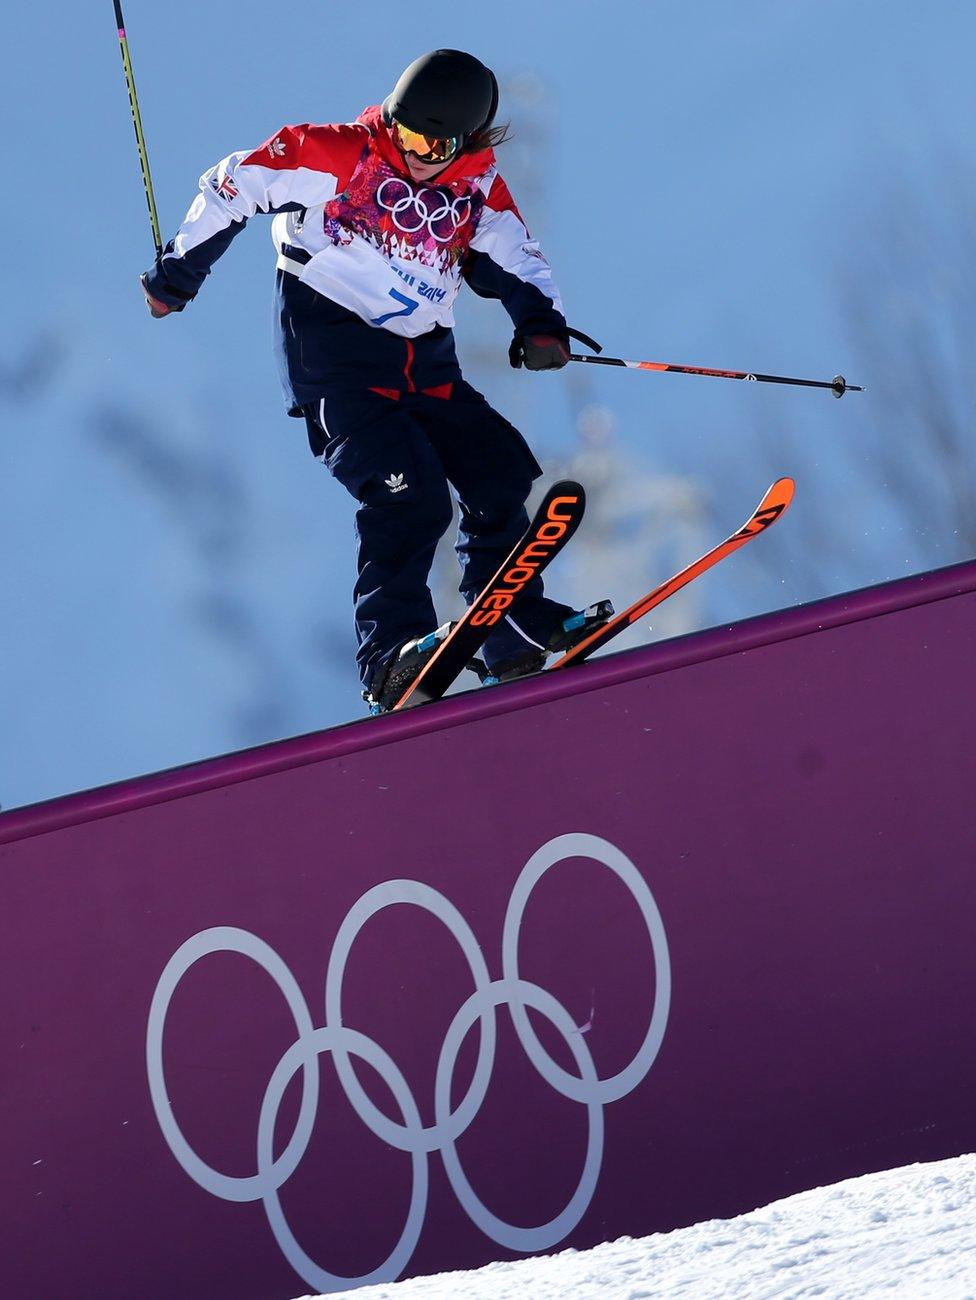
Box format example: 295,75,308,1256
242,123,367,188
484,173,525,223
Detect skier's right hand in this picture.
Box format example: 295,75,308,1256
509,330,571,371
140,271,186,319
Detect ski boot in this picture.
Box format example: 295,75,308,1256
363,623,453,715
480,601,615,685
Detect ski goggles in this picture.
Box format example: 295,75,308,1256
391,119,460,164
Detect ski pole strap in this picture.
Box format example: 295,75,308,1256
566,326,603,355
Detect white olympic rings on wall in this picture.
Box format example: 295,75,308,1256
375,176,472,243
146,832,671,1294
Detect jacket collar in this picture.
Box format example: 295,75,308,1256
357,104,495,188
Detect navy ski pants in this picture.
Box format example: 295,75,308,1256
303,381,573,689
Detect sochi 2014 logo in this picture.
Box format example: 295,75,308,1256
375,176,473,244
146,833,671,1294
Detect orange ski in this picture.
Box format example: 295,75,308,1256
394,479,586,708
548,476,795,672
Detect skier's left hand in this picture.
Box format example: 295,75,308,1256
140,271,187,319
509,331,571,371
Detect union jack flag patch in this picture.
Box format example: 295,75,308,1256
214,174,239,202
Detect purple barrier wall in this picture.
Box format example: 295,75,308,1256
2,561,975,1299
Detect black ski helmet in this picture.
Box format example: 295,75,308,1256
382,50,498,144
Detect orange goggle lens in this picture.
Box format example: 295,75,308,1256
392,120,459,164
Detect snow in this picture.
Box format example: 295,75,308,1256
296,1154,976,1299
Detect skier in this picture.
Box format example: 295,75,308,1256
140,49,611,711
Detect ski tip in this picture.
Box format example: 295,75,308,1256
738,476,795,536
765,476,796,508
543,479,587,510
533,479,587,537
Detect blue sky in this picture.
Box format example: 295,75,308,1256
2,0,974,808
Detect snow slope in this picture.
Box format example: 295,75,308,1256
298,1154,976,1299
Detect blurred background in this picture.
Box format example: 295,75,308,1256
1,0,973,809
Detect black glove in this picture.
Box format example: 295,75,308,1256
509,331,571,371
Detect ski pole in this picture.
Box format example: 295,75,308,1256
113,0,162,257
569,352,863,398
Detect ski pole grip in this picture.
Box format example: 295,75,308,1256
567,327,603,355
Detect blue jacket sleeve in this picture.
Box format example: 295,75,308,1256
463,174,568,338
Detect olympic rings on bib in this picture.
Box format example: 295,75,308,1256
376,176,472,244
146,832,671,1293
